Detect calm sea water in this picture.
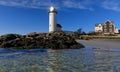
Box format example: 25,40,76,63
0,47,120,72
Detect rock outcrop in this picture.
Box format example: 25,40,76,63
0,32,84,49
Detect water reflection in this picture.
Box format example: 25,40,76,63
93,47,120,72
0,47,120,72
93,48,113,72
46,48,97,72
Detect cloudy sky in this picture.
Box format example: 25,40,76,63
0,0,120,35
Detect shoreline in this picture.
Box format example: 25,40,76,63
77,39,120,49
80,35,120,40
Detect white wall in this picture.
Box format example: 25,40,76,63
114,28,119,33
49,12,57,32
95,24,103,32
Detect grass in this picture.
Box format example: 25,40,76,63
80,35,120,40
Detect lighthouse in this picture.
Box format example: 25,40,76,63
49,6,57,32
49,6,62,32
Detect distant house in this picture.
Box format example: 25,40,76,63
103,20,114,34
114,27,119,33
95,24,103,32
95,20,119,34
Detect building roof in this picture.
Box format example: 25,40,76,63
104,20,114,25
49,6,57,13
95,24,103,27
50,6,54,11
105,21,111,24
56,24,62,28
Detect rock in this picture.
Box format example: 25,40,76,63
0,32,85,49
0,34,22,41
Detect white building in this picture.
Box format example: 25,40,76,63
95,20,119,34
95,24,103,32
114,27,119,33
49,6,62,32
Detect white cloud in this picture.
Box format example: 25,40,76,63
101,0,120,11
0,0,120,12
0,0,53,9
0,0,94,10
62,0,93,10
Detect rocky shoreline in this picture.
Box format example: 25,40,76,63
0,32,84,49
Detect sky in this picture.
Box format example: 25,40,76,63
0,0,120,35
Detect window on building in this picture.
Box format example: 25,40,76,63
109,29,112,32
109,25,112,27
104,29,107,31
104,25,106,28
98,30,101,32
104,29,107,32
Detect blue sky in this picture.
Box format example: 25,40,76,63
0,0,120,35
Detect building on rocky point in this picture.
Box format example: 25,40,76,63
114,27,119,33
103,20,115,34
95,20,119,34
95,24,103,32
49,6,62,32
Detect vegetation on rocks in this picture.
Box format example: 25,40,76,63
80,34,120,40
0,32,84,49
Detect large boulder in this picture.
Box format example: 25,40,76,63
0,32,85,49
0,34,22,41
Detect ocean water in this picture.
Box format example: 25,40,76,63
0,47,120,72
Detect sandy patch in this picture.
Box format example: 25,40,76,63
77,39,120,48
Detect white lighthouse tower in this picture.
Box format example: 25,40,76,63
49,6,57,32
